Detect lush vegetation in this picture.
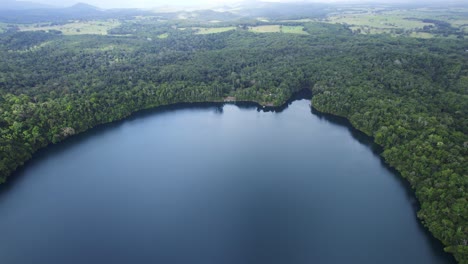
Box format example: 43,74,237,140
0,3,466,263
324,5,468,39
17,20,121,36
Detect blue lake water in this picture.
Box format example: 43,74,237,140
0,99,455,264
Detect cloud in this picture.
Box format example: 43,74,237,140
20,0,463,9
21,0,240,9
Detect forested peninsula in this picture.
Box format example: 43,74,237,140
0,19,467,262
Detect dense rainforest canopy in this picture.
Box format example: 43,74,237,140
0,15,466,263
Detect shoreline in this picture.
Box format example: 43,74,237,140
0,88,458,263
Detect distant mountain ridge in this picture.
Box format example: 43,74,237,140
0,1,103,11
0,1,153,23
67,2,101,11
60,2,103,16
0,0,55,10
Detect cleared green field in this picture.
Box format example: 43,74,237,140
328,13,433,30
19,20,120,35
158,33,169,39
385,8,468,28
180,25,307,35
449,18,468,31
327,7,467,38
249,25,281,33
0,23,6,33
248,25,308,34
280,19,315,23
410,32,435,39
281,25,308,34
193,27,236,34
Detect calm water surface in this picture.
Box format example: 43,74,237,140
0,99,455,264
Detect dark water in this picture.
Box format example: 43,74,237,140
0,99,455,264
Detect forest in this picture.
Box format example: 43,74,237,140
0,4,467,263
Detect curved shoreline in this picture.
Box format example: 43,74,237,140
0,88,459,263
309,102,464,263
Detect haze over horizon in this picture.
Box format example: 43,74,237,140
17,0,465,9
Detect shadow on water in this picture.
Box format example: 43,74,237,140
0,103,226,196
1,89,313,196
310,105,456,263
0,88,456,263
235,88,313,113
310,105,418,204
311,107,381,153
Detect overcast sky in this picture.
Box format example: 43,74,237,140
19,0,460,9
22,0,241,9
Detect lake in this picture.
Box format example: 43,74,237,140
0,97,455,264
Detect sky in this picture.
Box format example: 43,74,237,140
19,0,459,9
21,0,242,9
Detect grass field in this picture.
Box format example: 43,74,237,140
19,20,121,35
410,32,435,39
448,18,468,33
385,8,468,28
281,25,308,34
193,27,236,34
249,25,281,33
279,19,315,23
158,33,169,39
328,13,434,31
0,23,6,33
248,25,308,34
180,25,307,35
326,7,467,38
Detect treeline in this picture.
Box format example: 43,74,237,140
0,22,466,262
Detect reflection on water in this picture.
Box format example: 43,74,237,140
0,94,455,264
